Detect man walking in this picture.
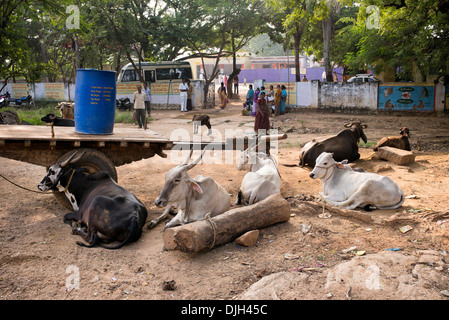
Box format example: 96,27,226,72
233,76,239,94
133,84,146,128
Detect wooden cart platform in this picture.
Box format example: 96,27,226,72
0,125,287,180
0,125,173,170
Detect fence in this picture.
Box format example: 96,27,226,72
0,80,210,109
2,80,447,113
292,81,447,113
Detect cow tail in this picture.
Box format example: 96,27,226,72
236,190,243,205
98,214,140,250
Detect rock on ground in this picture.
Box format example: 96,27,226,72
239,250,449,300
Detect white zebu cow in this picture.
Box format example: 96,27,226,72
236,145,281,205
149,149,231,229
309,152,404,210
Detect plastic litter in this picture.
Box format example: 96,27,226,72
289,266,316,272
341,246,357,254
399,225,413,233
283,253,301,260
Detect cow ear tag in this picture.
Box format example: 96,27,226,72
189,180,203,194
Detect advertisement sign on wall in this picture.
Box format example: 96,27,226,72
378,83,435,112
11,83,29,99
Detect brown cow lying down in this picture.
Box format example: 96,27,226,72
373,127,411,151
56,102,75,119
38,151,148,249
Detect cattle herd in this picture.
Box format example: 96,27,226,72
36,115,413,250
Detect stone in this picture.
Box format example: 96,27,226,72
235,230,259,247
377,146,415,165
373,164,392,173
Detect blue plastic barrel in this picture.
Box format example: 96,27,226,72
75,69,116,134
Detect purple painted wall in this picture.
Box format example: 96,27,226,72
238,67,343,83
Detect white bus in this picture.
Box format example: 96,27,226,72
117,61,194,84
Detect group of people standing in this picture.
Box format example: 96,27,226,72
132,77,287,136
244,84,288,134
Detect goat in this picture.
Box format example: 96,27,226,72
373,127,411,151
192,114,212,135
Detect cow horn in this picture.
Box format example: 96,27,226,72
186,149,207,170
344,122,353,128
248,137,258,151
59,150,86,167
181,149,194,165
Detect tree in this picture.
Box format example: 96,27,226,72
0,0,65,90
223,0,275,96
341,0,449,81
266,0,312,82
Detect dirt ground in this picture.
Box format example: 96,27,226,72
1,95,448,301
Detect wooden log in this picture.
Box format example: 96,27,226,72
377,146,415,165
163,193,291,253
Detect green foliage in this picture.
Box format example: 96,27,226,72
4,104,147,125
1,0,447,87
338,0,449,79
4,104,57,125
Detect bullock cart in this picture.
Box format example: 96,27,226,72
0,125,286,207
0,125,173,208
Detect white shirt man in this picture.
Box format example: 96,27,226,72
179,79,189,112
133,85,146,128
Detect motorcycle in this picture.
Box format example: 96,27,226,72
13,94,34,107
116,97,132,111
0,91,11,108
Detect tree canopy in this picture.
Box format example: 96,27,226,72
1,0,447,87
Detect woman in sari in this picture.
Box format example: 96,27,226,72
217,82,227,109
254,92,270,135
243,84,254,114
252,87,260,116
266,85,275,115
274,85,282,116
279,85,287,115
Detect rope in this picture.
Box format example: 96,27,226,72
0,172,52,194
63,169,76,193
204,212,218,249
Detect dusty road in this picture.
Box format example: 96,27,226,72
0,98,448,300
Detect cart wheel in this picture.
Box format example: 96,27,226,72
52,148,118,209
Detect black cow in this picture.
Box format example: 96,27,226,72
41,113,75,127
38,151,148,249
299,122,368,167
